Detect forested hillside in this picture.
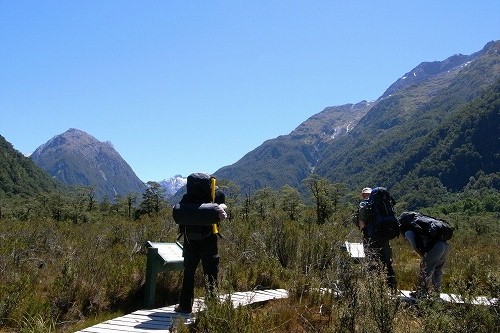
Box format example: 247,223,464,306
318,79,500,209
0,135,61,199
214,101,373,194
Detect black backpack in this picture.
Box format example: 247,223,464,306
172,173,225,239
399,212,454,241
365,187,400,241
184,172,213,203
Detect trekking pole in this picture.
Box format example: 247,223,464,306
211,177,219,235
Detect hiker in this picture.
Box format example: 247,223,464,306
399,212,451,298
174,173,227,314
357,187,397,289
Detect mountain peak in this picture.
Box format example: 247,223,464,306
159,175,187,198
31,129,146,200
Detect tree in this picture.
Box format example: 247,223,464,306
280,185,302,221
303,175,334,224
126,193,139,218
140,181,167,216
252,187,277,220
85,187,96,211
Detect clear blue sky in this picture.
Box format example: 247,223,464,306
1,1,498,182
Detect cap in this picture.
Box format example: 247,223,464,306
361,187,372,194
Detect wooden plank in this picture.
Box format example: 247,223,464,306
80,322,170,333
437,293,497,305
255,289,288,297
78,327,132,333
128,308,188,318
111,314,181,327
77,311,191,332
218,289,288,308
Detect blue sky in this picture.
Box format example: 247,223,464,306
1,1,498,182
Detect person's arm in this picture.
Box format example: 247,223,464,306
214,204,227,221
404,230,423,256
358,202,367,229
214,189,227,221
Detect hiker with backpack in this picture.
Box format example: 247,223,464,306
172,173,228,313
399,212,452,298
356,187,399,289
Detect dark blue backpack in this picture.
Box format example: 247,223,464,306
365,187,400,241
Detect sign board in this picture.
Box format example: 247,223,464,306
344,241,365,258
144,241,184,308
148,242,184,264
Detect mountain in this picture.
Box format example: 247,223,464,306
215,100,374,190
213,40,500,208
0,135,62,198
30,128,147,200
159,175,187,198
315,42,499,191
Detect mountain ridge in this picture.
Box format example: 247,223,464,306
380,40,497,99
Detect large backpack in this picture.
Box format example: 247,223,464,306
172,173,223,239
365,187,400,241
399,212,454,241
184,173,213,203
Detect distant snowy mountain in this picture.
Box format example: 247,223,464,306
159,175,187,198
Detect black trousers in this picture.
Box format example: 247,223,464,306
178,234,220,310
363,237,397,289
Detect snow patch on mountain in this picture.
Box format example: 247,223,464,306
159,175,187,197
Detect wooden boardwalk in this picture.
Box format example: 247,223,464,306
318,287,498,306
75,289,289,333
398,290,498,305
74,287,497,332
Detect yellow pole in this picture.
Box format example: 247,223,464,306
211,177,219,234
211,178,216,202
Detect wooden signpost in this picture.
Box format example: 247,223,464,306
144,241,184,309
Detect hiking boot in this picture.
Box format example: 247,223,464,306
409,290,429,299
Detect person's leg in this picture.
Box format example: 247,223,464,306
430,241,449,293
421,241,449,294
379,241,397,289
200,234,220,295
365,238,396,289
417,259,430,296
178,239,201,312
